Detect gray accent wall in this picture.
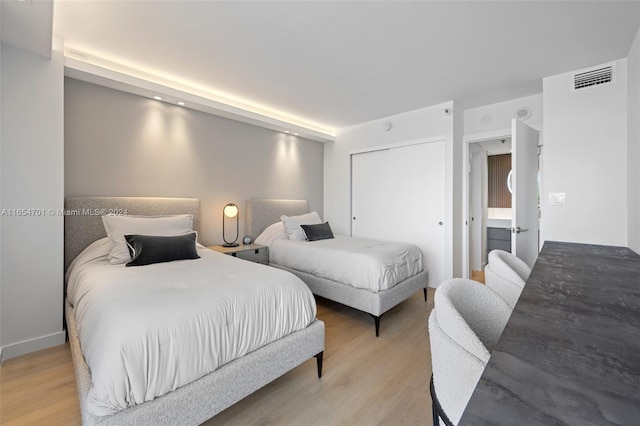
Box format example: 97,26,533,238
64,78,324,245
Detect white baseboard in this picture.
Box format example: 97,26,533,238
1,331,66,361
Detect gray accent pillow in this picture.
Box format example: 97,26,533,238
300,222,334,241
125,232,200,267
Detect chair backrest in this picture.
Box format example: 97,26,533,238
429,278,512,424
484,250,532,308
489,249,531,282
434,278,511,360
428,310,486,425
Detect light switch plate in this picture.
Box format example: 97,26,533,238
549,192,566,206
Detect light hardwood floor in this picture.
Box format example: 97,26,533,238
0,343,81,425
1,290,435,426
471,270,485,284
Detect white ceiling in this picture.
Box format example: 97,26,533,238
1,0,53,58
14,1,640,133
477,137,512,156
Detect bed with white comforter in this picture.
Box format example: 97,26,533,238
268,236,423,292
66,238,317,416
247,199,429,336
63,197,325,426
67,238,316,415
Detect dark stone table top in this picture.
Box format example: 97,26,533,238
460,241,640,426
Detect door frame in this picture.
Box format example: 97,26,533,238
462,124,542,278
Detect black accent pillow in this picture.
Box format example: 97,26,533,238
124,233,200,267
300,222,334,241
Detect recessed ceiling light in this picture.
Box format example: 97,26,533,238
177,101,185,106
284,130,290,133
293,133,299,136
153,95,163,101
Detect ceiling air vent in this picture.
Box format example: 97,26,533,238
571,64,616,91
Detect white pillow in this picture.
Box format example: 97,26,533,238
255,222,288,246
280,212,322,240
102,214,194,264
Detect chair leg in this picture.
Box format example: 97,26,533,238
430,374,453,426
430,374,440,426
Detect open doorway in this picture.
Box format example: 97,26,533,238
468,138,513,279
464,119,541,279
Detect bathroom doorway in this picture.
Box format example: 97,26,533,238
468,138,513,278
464,119,541,279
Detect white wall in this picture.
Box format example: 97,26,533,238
65,79,325,246
451,101,464,277
324,101,461,283
0,45,65,360
542,59,628,247
0,5,3,360
468,143,487,272
627,28,640,254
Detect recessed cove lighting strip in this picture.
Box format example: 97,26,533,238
62,47,335,143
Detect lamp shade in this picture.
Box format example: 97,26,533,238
223,203,239,218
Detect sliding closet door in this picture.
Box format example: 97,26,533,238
351,149,396,241
351,141,445,287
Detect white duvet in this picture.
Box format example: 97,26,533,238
66,238,316,416
268,236,423,292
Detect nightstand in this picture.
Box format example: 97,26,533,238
209,243,269,265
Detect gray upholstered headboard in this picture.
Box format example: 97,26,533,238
246,199,309,239
64,197,201,271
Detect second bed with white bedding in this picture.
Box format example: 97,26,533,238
247,198,428,336
66,238,317,416
268,236,423,291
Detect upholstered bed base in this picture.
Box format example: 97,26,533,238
246,198,428,336
64,197,325,425
272,264,428,335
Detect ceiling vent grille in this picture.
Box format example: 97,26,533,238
571,64,616,91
